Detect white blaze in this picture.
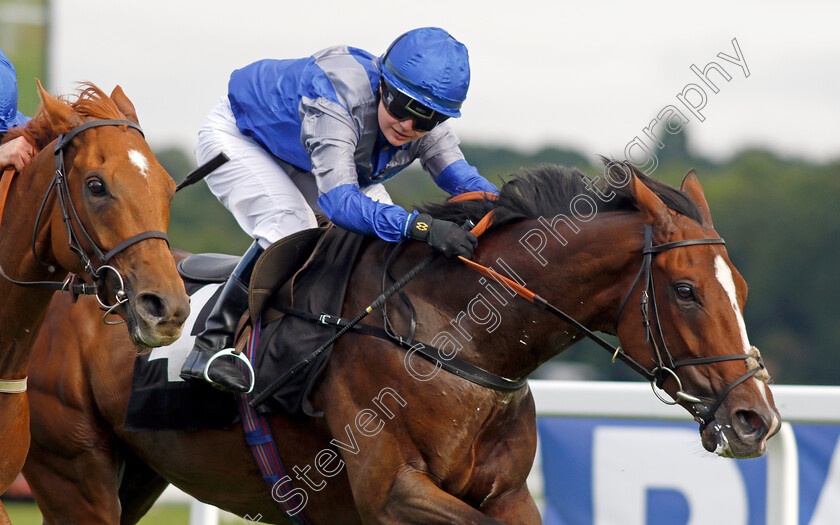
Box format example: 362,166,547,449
714,255,777,424
128,149,149,177
714,255,750,353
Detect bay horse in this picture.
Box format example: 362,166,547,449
0,82,189,523
23,163,779,524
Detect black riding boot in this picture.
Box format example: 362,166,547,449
180,241,264,392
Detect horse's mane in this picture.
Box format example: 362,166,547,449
419,159,703,229
2,83,126,152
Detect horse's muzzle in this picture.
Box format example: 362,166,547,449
123,288,190,348
700,401,781,459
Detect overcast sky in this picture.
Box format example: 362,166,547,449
47,0,839,165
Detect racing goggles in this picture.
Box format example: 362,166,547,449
379,79,449,132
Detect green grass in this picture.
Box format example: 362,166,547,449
3,501,253,524
3,501,41,524
136,504,191,524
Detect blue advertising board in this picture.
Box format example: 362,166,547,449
537,419,840,525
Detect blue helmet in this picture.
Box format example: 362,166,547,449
1,49,28,133
380,27,470,118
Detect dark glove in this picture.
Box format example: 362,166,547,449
408,213,478,258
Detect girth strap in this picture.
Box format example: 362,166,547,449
276,305,527,392
0,378,27,394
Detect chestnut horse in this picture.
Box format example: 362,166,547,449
23,164,779,524
0,82,189,523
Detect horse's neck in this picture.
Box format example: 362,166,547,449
444,214,643,380
0,153,62,379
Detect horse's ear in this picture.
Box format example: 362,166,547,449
680,169,714,227
630,170,672,230
36,79,83,130
110,85,140,125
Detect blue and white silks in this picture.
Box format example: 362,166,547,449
226,45,497,242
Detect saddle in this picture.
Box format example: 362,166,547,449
175,227,327,341
125,226,366,430
175,226,323,301
248,227,367,416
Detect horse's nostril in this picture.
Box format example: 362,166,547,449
137,293,167,321
736,410,765,433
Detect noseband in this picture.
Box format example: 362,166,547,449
0,119,169,323
612,225,766,428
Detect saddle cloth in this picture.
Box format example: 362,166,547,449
124,227,366,431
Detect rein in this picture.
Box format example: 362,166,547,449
0,119,169,323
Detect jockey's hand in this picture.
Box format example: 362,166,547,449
0,137,36,172
409,213,478,259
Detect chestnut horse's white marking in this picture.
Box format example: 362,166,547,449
128,149,149,177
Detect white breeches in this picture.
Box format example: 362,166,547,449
195,97,392,249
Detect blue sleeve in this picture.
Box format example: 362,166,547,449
434,159,499,196
317,184,419,242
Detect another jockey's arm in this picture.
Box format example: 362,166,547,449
0,136,35,172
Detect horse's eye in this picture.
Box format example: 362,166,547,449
675,283,695,301
87,178,106,195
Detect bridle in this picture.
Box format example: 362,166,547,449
0,119,169,324
611,224,766,429
454,196,768,429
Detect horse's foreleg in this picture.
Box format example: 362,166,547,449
481,484,541,524
0,500,11,525
359,466,506,525
117,450,169,525
23,425,121,524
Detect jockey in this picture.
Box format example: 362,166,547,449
181,27,499,392
0,49,35,172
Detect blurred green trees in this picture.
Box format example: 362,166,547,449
155,136,840,386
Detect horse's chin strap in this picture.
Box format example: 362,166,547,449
0,120,170,323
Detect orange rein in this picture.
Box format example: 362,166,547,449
0,167,28,393
448,191,498,237
448,191,538,304
0,167,15,236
